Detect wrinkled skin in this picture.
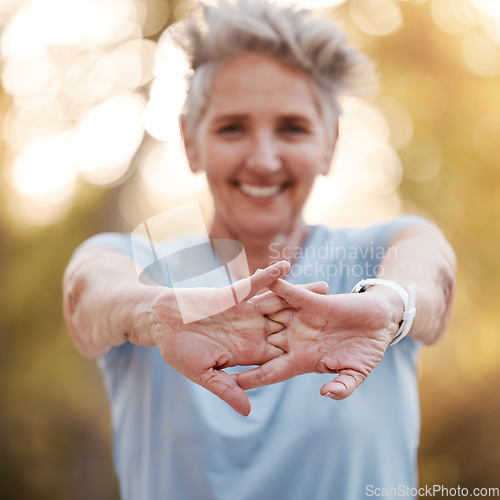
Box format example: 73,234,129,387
151,262,329,415
233,278,402,400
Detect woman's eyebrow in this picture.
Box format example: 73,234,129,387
279,114,312,121
277,114,315,127
210,114,248,125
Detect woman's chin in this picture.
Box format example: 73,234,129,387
231,214,296,240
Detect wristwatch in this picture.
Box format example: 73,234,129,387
351,279,417,345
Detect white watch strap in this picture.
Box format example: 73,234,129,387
351,279,417,345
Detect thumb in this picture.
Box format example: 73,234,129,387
233,354,296,391
299,281,329,295
267,278,312,309
233,260,291,302
320,369,365,400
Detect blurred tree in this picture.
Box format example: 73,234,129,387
0,188,122,499
371,0,500,491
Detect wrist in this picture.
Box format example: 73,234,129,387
364,285,404,329
351,279,417,345
124,284,175,347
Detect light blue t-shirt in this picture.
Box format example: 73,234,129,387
81,216,427,500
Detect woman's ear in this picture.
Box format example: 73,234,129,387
180,116,202,173
319,121,339,176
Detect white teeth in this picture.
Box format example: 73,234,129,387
238,183,282,198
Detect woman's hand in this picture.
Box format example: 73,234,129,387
150,265,330,416
150,262,287,414
233,278,404,400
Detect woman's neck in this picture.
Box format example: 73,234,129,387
210,217,309,274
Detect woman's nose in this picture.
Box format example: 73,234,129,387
245,132,281,173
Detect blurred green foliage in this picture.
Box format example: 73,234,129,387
0,192,121,499
0,1,499,499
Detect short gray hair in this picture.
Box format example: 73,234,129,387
169,0,375,136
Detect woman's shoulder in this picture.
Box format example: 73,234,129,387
310,214,431,247
78,231,131,250
74,231,209,276
72,232,133,260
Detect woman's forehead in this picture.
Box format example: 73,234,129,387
205,54,322,118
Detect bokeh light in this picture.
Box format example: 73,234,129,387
9,131,77,198
305,98,403,226
5,130,78,226
2,105,63,150
2,52,57,101
0,0,155,227
144,37,189,142
430,0,477,36
75,94,145,184
462,31,500,77
375,96,414,150
471,0,500,19
349,0,402,37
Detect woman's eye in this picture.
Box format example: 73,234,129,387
218,124,244,134
281,124,308,135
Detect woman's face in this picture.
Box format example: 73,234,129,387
183,53,337,240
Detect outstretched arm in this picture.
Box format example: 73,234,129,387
63,246,159,358
373,223,456,345
234,223,456,399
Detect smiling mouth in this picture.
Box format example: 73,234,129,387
236,182,287,198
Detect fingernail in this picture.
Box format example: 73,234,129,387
323,392,336,399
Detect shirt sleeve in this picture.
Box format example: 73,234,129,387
385,214,433,237
73,232,134,258
355,214,433,259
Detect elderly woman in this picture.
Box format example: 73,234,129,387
63,0,456,499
